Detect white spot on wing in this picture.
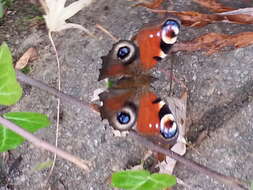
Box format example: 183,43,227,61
158,101,166,109
159,51,167,58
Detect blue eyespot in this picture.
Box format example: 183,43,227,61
113,104,137,130
163,20,180,29
117,112,130,124
160,120,178,139
117,46,130,59
161,19,180,45
114,41,138,65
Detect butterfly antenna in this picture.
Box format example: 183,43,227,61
96,24,118,42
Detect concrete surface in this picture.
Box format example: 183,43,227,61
0,0,252,190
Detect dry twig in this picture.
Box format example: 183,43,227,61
16,70,94,111
0,116,91,171
130,132,249,190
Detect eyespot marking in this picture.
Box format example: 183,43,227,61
117,46,130,60
117,112,130,124
160,19,180,54
112,103,137,131
160,114,178,139
113,40,138,65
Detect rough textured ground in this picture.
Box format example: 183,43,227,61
0,0,252,190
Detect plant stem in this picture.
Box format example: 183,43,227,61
130,131,249,190
46,31,61,184
16,70,95,111
0,116,91,171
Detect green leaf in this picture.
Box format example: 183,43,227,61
251,181,253,190
0,42,22,105
112,170,177,190
0,112,51,152
0,2,4,18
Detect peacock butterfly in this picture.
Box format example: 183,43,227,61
98,17,181,148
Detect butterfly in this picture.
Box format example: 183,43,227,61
98,17,183,148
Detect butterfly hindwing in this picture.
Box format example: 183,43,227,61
136,92,179,147
99,89,138,131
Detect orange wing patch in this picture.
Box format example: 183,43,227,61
136,92,161,135
135,26,162,70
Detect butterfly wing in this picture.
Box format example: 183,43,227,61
99,88,179,147
136,92,179,147
134,17,181,70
